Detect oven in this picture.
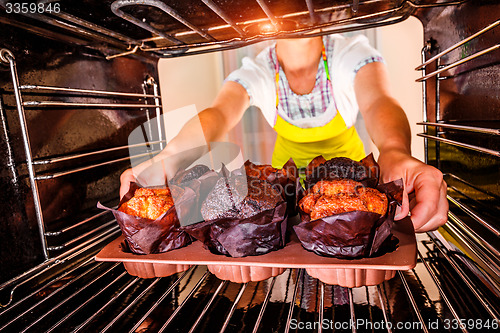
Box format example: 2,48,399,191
0,0,498,332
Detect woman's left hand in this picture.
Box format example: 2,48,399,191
377,149,448,232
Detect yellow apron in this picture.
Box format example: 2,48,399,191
271,112,366,169
271,39,365,169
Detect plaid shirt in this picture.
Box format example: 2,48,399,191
227,35,384,127
272,47,331,120
269,38,384,121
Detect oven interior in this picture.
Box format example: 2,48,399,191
0,0,499,332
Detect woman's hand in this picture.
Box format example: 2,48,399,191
377,149,448,232
119,81,250,199
355,62,448,232
120,168,136,199
119,151,180,199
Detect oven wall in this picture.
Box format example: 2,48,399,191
0,22,158,284
413,0,500,277
373,16,425,162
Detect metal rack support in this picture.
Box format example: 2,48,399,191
0,49,48,259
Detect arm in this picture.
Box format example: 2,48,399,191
120,81,250,198
354,62,448,232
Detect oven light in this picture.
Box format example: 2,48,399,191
260,22,278,34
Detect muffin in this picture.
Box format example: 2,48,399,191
182,164,289,258
299,179,388,219
99,183,193,255
294,155,403,259
119,187,178,220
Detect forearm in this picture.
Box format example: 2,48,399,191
161,107,230,157
362,96,412,156
354,62,411,156
119,110,222,195
354,62,447,231
155,81,249,168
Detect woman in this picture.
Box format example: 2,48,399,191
121,34,448,233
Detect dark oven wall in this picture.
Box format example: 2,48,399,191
0,22,159,284
414,0,499,277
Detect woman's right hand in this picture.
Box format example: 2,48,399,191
119,81,250,199
119,168,136,199
119,151,179,199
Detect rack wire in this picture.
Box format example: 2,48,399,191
416,133,500,157
114,0,414,57
0,0,471,59
414,15,500,328
445,212,500,281
447,191,500,237
415,18,500,245
416,122,500,136
1,230,497,333
415,18,500,148
0,49,165,262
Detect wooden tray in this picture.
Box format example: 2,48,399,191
95,217,416,286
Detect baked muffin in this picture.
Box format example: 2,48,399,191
118,187,180,220
299,179,388,219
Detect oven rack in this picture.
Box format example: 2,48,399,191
416,132,500,158
416,122,500,136
109,0,415,57
417,27,500,161
416,22,500,182
416,18,500,158
446,173,500,236
106,0,468,58
0,49,165,261
1,0,468,59
415,15,500,316
0,232,498,333
445,182,500,289
445,212,500,290
415,20,500,214
415,19,500,80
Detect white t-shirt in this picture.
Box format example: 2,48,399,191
226,34,384,129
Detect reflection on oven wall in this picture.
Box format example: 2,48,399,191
373,16,424,162
158,52,224,153
157,17,424,165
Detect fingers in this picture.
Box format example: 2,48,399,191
377,150,448,232
410,168,448,232
119,168,135,199
119,157,176,199
135,160,171,187
414,180,448,232
394,190,409,220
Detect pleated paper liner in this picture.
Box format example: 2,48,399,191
294,178,404,259
182,159,298,258
97,182,194,255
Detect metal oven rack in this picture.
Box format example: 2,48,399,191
1,0,468,59
416,18,500,159
1,1,499,332
0,48,165,308
417,14,500,288
414,14,500,328
0,235,498,333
